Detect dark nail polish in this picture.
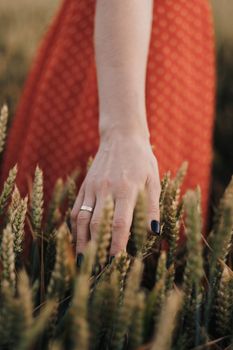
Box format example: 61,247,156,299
76,253,84,268
109,256,115,264
151,220,161,235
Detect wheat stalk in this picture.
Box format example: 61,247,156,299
0,165,18,215
151,290,183,350
0,104,8,154
30,165,44,234
1,224,16,294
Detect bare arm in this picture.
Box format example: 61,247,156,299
94,0,153,140
71,0,161,257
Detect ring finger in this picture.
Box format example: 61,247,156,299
75,188,96,254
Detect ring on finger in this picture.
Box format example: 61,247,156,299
80,204,94,213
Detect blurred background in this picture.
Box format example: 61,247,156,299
0,0,232,221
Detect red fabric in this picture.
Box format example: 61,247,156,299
0,0,215,235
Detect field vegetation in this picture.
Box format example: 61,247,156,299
0,105,233,349
0,4,233,348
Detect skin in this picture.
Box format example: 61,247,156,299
71,0,161,256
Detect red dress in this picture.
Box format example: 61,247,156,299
0,0,215,232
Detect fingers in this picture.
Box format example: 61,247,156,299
145,175,161,234
70,181,85,241
71,171,161,258
110,192,136,256
90,194,108,242
75,188,96,254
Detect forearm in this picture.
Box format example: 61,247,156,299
94,0,153,140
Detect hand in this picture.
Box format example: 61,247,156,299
70,132,161,256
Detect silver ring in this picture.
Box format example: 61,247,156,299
80,204,94,213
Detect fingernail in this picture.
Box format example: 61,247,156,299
109,256,115,264
76,253,84,268
151,220,161,235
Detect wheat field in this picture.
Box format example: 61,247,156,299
0,3,233,348
0,104,233,349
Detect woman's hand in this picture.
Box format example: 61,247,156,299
72,0,158,257
71,131,161,256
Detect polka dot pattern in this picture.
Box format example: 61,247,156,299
0,0,215,231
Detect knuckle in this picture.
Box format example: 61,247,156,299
149,203,160,215
112,217,128,231
76,238,87,245
121,176,131,189
110,240,126,255
90,218,101,232
77,211,90,225
115,181,131,198
96,177,112,191
148,175,161,194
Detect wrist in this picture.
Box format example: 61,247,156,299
99,121,150,144
98,82,150,135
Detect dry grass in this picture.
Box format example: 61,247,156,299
0,0,59,56
0,0,60,114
